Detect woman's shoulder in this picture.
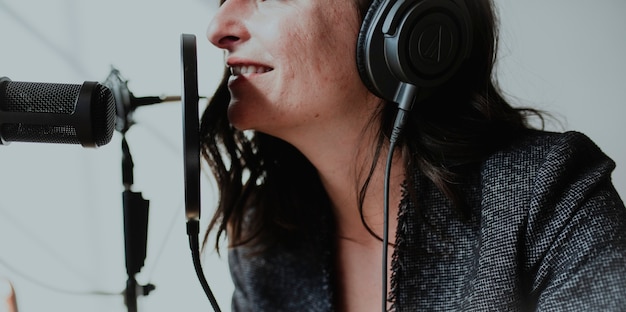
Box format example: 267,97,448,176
477,129,620,216
483,130,615,180
475,130,626,310
493,130,610,163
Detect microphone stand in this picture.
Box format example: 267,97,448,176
105,67,188,311
121,133,155,312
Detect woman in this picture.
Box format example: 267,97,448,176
201,0,626,310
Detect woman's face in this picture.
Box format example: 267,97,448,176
207,0,378,142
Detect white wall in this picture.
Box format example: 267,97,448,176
0,1,230,311
0,1,624,311
495,0,626,195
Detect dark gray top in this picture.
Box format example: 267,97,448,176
228,131,626,311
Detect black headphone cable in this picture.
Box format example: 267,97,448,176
382,83,418,312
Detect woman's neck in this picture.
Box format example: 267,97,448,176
289,115,406,247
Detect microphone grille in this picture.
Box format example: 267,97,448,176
93,84,116,146
2,81,81,113
0,80,116,146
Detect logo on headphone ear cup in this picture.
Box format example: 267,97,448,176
357,0,472,102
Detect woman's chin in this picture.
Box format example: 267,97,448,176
227,103,255,131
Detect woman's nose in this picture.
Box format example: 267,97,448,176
206,0,250,51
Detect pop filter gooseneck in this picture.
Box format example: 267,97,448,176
181,33,222,312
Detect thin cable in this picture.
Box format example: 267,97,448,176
0,257,120,297
0,205,104,288
144,201,184,282
382,83,418,312
0,1,91,78
130,120,186,282
187,220,222,312
382,136,397,312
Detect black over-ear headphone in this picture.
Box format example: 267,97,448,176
358,4,473,310
357,0,473,103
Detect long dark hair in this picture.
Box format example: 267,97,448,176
200,0,541,250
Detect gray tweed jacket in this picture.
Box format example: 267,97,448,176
228,131,626,311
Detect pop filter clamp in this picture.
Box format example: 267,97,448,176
103,67,183,133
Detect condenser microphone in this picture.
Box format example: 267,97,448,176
0,77,116,147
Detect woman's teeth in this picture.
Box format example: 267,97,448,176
230,65,273,76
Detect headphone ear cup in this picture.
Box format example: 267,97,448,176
356,0,472,102
385,0,472,87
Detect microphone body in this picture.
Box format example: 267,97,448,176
0,77,116,147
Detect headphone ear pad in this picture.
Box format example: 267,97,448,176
356,0,386,98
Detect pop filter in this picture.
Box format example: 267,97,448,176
180,33,221,312
181,33,201,222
